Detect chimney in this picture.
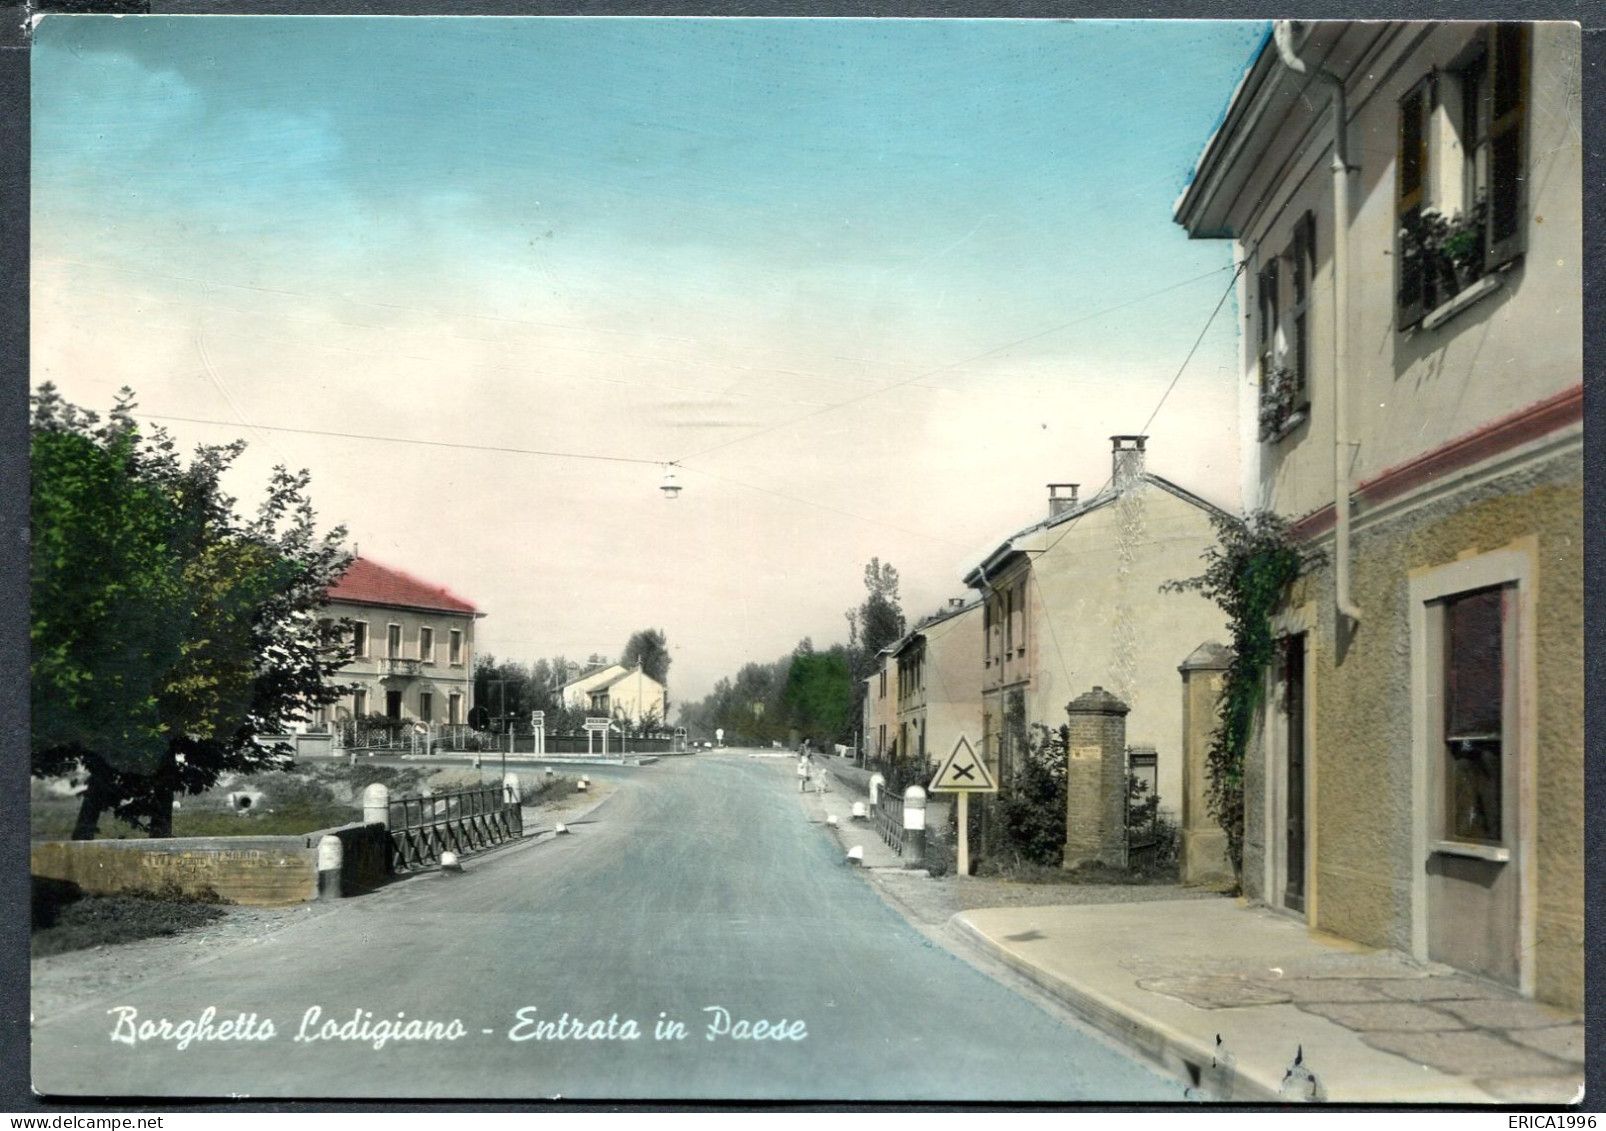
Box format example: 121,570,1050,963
1111,435,1147,486
1047,483,1080,518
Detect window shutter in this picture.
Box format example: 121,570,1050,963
1396,78,1432,329
1485,23,1529,269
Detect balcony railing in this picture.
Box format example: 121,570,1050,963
379,656,422,677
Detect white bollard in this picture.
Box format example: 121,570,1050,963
554,822,569,835
578,777,589,793
503,772,522,805
440,850,462,873
903,785,928,866
362,783,389,828
826,814,838,827
846,845,864,865
851,801,867,820
868,772,885,810
317,834,344,900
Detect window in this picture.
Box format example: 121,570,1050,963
1397,24,1529,329
1257,213,1316,441
353,688,368,718
385,690,402,720
878,669,886,698
351,621,369,658
1011,580,1027,655
449,629,463,666
387,623,402,659
419,625,434,663
449,693,462,726
419,691,433,723
1441,587,1507,846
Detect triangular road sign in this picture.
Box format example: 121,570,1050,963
929,735,996,793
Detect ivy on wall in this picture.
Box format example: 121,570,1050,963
1164,510,1320,884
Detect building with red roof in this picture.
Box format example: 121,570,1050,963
318,557,484,731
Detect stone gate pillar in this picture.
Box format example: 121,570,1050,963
1063,686,1129,870
1179,642,1233,886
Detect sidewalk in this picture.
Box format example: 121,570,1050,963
805,757,1585,1105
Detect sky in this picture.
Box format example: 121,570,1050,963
30,16,1265,706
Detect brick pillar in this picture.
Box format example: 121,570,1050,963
1063,685,1129,870
1178,642,1233,886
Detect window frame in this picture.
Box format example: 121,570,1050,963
419,625,435,664
1257,213,1315,443
1407,545,1537,986
1433,584,1514,853
350,620,370,659
1395,24,1530,332
449,628,464,666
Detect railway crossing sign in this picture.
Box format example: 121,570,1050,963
929,736,996,793
929,735,993,880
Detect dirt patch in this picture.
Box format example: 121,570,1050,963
31,902,334,1021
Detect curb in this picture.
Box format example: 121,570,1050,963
949,914,1282,1103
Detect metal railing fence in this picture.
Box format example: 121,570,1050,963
387,783,522,871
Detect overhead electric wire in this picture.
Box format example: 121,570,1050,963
137,413,668,468
1136,258,1248,436
981,256,1245,703
673,263,1240,466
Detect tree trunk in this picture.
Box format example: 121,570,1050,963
147,790,175,838
71,773,111,840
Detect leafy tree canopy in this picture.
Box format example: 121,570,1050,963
621,627,671,687
30,385,353,838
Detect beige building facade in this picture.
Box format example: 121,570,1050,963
320,556,481,730
891,601,984,779
862,645,900,763
1176,21,1582,1009
963,441,1234,815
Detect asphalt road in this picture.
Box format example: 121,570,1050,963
32,751,1181,1102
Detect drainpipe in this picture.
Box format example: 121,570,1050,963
1274,21,1362,626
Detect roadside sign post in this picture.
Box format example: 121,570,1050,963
929,735,997,878
584,717,610,758
532,711,545,757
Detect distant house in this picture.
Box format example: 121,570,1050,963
861,644,900,765
320,556,482,730
890,600,984,780
962,436,1232,815
560,663,666,728
1175,21,1581,1010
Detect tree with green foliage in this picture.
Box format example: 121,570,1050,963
1163,510,1320,883
783,648,852,745
845,557,906,749
620,628,671,687
30,385,353,838
989,723,1069,868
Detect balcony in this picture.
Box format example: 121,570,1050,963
379,656,422,678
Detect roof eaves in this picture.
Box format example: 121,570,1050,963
1174,27,1277,237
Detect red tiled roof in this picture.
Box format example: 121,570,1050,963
325,556,480,615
